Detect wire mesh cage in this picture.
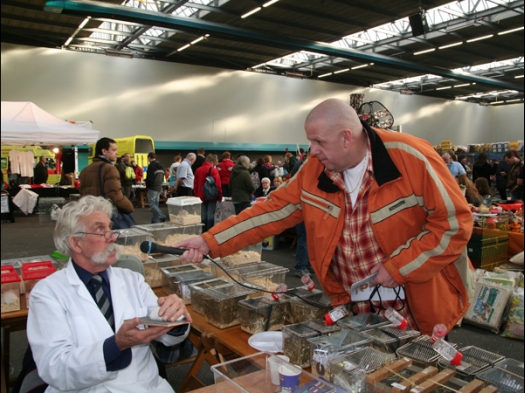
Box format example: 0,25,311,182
338,313,390,332
396,335,455,367
362,325,421,353
476,358,524,393
437,345,505,380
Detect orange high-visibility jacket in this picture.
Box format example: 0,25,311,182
204,123,475,334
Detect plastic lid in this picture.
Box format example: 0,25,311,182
21,261,56,280
398,318,409,330
324,313,335,325
451,351,463,366
1,265,21,283
167,196,202,206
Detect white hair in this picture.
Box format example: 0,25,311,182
53,196,113,255
237,155,251,169
261,177,271,184
186,153,196,160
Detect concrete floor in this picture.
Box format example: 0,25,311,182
2,202,523,391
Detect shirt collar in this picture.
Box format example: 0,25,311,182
72,260,110,285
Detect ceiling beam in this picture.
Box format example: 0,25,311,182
43,0,524,92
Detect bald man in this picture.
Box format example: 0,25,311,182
174,98,475,335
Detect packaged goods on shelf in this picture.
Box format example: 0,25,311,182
464,280,512,333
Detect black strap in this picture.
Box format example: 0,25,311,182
98,162,107,198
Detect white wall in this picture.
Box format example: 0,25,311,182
2,43,523,147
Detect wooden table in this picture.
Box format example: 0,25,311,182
1,293,28,391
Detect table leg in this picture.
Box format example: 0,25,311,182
178,332,219,393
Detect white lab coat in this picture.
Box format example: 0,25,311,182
27,261,189,393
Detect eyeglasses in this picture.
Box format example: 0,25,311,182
74,230,120,241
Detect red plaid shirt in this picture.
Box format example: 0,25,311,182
327,146,415,328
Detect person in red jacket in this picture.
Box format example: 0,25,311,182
132,160,143,183
194,154,222,232
174,98,475,336
216,151,234,198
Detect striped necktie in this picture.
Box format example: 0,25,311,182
90,274,115,331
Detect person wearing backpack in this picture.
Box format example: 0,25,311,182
194,154,222,232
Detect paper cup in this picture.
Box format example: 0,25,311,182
279,364,301,391
268,355,290,385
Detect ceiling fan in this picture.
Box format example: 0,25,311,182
358,101,395,129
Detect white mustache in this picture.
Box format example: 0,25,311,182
92,244,122,264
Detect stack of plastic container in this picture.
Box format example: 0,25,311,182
238,295,290,334
1,265,21,313
21,261,56,308
166,197,202,226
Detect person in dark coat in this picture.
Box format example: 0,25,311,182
230,156,255,215
146,152,167,223
472,153,493,185
33,156,49,184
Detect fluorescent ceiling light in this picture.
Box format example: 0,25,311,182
506,99,523,103
79,17,91,29
439,42,463,49
498,27,524,35
191,36,205,45
334,69,350,74
318,72,332,78
263,0,279,7
436,86,452,90
515,75,524,79
64,37,73,46
351,64,369,70
177,44,191,52
414,48,436,55
241,7,261,18
467,35,493,43
490,101,505,105
454,83,470,88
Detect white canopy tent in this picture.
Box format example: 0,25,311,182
1,101,101,176
1,101,100,146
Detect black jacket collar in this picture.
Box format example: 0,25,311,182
317,120,402,192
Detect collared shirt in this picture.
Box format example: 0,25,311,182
176,159,195,189
327,147,415,327
447,161,466,178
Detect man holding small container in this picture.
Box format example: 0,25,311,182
27,196,190,393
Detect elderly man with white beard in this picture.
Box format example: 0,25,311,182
26,195,191,393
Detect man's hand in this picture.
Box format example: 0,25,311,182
370,263,399,288
173,236,210,263
115,318,172,351
157,294,192,323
